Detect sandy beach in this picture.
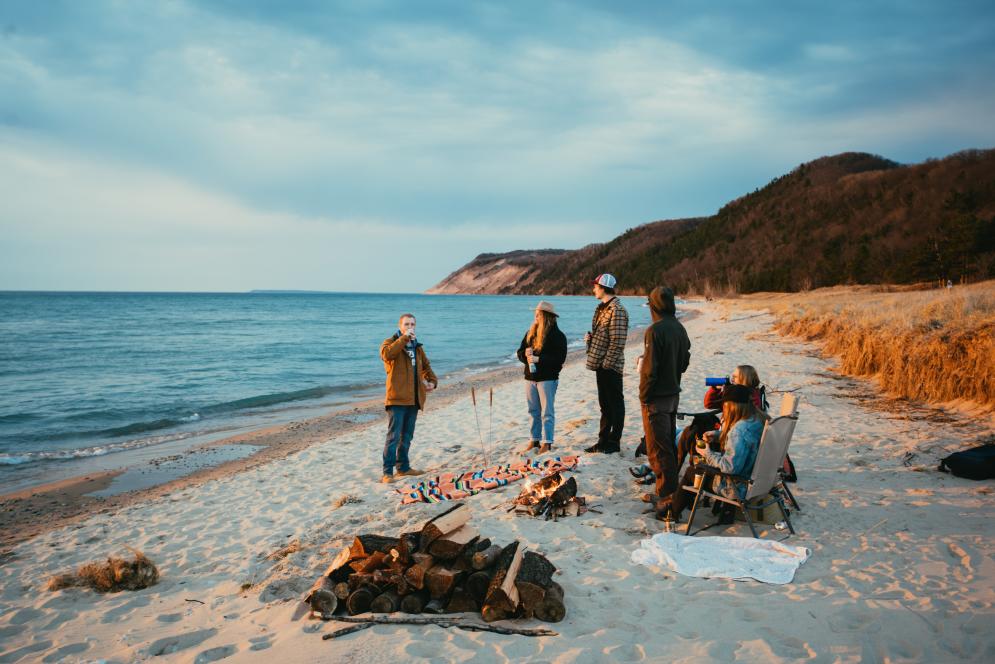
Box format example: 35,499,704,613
1,300,993,663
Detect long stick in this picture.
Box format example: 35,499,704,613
320,615,557,639
470,387,490,466
488,388,494,452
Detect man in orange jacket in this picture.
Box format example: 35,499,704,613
380,313,438,483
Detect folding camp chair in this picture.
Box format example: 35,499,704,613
683,409,799,538
776,393,801,511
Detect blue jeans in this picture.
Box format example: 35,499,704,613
525,380,558,444
384,405,418,475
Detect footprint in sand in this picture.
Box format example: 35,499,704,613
41,642,89,663
603,643,647,661
144,628,218,657
157,613,184,623
248,635,273,651
194,644,238,663
0,639,53,662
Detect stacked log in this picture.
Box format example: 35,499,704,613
301,502,565,623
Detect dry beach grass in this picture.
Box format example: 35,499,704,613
734,280,995,414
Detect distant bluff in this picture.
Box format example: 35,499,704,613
428,150,995,295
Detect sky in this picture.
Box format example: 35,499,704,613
2,1,994,293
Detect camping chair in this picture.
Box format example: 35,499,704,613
683,409,800,538
776,393,802,511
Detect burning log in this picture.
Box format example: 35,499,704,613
420,503,471,552
482,542,524,623
404,553,435,590
428,525,479,560
400,589,429,614
472,544,503,570
535,581,566,623
425,564,459,599
370,591,400,613
305,576,338,617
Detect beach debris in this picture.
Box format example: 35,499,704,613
301,502,566,626
46,548,159,593
511,472,587,520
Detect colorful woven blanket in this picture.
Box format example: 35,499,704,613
397,456,580,504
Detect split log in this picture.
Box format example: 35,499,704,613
352,550,387,574
466,571,492,604
403,553,435,590
425,564,459,599
352,534,400,558
370,591,400,614
472,544,503,570
482,542,525,623
515,581,546,619
305,576,338,616
445,586,478,613
515,551,556,588
420,503,471,551
396,531,421,564
400,589,429,614
324,545,358,583
428,525,479,560
332,582,351,601
346,586,377,615
534,581,565,623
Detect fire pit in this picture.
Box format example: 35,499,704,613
511,472,592,520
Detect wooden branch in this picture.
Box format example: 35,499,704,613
428,525,479,560
321,623,374,640
321,615,557,638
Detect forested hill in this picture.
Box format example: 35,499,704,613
428,149,995,295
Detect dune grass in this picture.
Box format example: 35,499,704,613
733,281,995,412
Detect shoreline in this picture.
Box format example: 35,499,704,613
0,324,651,553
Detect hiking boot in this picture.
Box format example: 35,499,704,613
585,441,620,454
520,440,539,454
381,474,395,483
397,468,425,477
538,443,552,454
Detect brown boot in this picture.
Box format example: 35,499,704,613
520,440,539,454
538,443,552,454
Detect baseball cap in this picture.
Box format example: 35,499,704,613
592,273,617,289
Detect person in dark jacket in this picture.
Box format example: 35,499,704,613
517,301,568,454
638,286,691,518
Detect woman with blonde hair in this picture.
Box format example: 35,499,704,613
703,364,767,411
663,384,764,523
517,301,568,454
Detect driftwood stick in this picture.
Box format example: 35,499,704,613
322,615,557,637
321,623,375,640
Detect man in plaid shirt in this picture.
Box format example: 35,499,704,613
584,273,629,453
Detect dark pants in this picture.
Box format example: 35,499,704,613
384,405,418,475
641,394,680,499
595,368,624,447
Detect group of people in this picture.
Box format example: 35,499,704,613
375,273,770,530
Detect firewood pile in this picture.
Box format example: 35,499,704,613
511,472,592,520
303,503,565,624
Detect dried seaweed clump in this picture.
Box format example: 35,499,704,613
46,549,159,592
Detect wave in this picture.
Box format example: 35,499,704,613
0,431,198,466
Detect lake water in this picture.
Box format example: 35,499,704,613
0,291,651,493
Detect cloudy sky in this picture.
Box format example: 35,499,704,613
2,1,993,292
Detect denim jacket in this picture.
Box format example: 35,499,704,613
702,416,764,500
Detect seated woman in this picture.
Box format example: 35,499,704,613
664,383,765,523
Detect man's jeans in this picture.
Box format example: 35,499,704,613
525,379,558,443
384,405,418,475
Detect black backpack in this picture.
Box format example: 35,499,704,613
939,444,995,480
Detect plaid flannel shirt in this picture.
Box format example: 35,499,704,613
586,297,628,373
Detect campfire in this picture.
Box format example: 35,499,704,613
303,503,565,626
511,472,591,520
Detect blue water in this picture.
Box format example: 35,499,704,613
0,291,650,490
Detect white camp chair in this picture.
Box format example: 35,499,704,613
776,393,802,511
683,404,800,538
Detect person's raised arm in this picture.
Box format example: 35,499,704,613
380,334,408,362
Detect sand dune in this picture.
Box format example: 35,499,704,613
1,301,992,663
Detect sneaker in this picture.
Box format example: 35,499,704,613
381,474,395,483
633,473,656,485
538,443,552,454
397,468,424,477
520,440,539,454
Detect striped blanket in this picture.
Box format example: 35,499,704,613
397,456,580,504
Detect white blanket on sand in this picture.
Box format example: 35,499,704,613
631,533,811,584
